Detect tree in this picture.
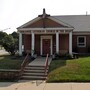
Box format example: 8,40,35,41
10,31,19,39
0,31,19,55
0,31,8,45
10,31,19,52
2,35,16,55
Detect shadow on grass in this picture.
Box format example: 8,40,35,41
49,58,67,72
0,55,23,69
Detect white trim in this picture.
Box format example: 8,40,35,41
51,37,53,55
40,37,42,55
18,27,74,31
73,32,90,35
56,32,59,53
19,33,22,56
69,31,72,55
40,36,53,55
77,36,86,47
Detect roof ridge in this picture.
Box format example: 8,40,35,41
52,14,90,17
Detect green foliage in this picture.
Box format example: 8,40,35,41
0,55,23,69
10,31,19,39
2,35,15,55
0,31,19,55
47,57,90,82
0,32,7,45
10,31,19,51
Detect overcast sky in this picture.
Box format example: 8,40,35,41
0,0,90,34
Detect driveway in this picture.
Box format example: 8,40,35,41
0,50,8,55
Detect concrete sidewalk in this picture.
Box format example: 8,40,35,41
0,81,90,90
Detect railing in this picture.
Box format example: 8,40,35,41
20,53,29,75
44,54,49,75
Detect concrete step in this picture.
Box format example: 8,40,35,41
24,66,48,70
23,72,47,76
24,69,48,73
27,65,46,67
21,76,46,80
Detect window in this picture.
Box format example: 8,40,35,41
77,36,86,47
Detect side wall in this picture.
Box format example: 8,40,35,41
59,34,69,51
35,35,40,55
53,34,69,54
72,35,90,53
23,34,69,55
23,34,31,52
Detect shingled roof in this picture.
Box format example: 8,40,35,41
52,15,90,32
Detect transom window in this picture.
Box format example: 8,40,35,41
77,36,86,47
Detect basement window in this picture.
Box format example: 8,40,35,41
77,36,86,47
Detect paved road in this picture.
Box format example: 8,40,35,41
0,50,9,55
0,81,90,90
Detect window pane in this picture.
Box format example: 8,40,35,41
79,37,84,43
77,36,86,47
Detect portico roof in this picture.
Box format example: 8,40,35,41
17,9,74,32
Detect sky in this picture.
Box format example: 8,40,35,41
0,0,90,34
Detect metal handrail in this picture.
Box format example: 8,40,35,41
20,53,29,75
44,54,48,75
21,54,29,67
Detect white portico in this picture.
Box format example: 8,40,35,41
18,9,74,56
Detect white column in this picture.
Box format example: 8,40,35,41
69,31,72,55
19,32,22,56
51,38,53,55
56,32,59,53
31,32,35,56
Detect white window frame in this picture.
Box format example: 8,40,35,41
77,36,86,47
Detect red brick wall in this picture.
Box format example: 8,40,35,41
24,18,66,28
35,35,40,55
59,34,69,51
52,34,56,54
23,34,31,52
72,35,90,53
52,34,69,54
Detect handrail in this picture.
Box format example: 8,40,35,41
21,54,29,67
20,53,29,75
44,54,49,75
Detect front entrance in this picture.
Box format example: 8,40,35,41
41,36,52,55
42,39,50,55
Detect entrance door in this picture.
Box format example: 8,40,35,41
42,39,51,55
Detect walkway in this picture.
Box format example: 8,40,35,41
29,56,52,66
0,81,90,90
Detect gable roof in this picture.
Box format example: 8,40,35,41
17,16,74,30
53,15,90,32
17,10,90,33
17,17,41,29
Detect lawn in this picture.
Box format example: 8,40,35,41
0,55,23,69
47,56,90,82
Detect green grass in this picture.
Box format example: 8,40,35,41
47,57,90,82
0,55,23,69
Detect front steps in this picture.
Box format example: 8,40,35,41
21,65,48,80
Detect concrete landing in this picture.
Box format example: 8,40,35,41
29,57,52,66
